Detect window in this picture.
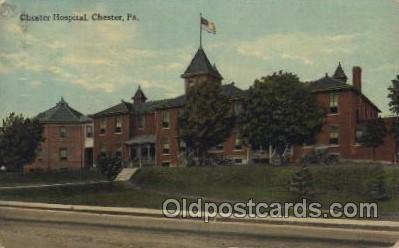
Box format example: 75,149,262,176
60,127,67,138
59,148,67,161
329,126,339,145
179,140,186,152
329,93,339,114
162,112,170,128
100,119,107,134
86,126,93,138
355,128,363,144
234,135,242,150
162,137,170,154
115,117,122,133
137,115,145,129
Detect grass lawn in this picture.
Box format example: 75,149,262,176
130,163,399,216
0,183,170,209
0,170,107,187
0,163,398,218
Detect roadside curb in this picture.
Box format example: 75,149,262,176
0,180,111,191
1,200,399,232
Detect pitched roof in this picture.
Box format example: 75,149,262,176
91,100,132,117
36,97,91,123
155,83,245,110
308,74,381,112
92,83,245,116
332,62,348,82
307,74,351,92
181,47,222,79
221,82,246,98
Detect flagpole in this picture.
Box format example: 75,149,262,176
200,13,202,48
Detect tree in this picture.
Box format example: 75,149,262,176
387,75,399,141
240,71,325,165
388,75,399,115
179,81,234,165
0,113,44,174
359,118,387,161
289,166,314,201
97,154,122,180
368,166,389,201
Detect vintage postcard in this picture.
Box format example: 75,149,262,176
0,0,398,247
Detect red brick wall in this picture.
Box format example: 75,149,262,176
155,107,249,167
293,89,396,164
155,108,180,166
132,113,155,136
348,117,396,163
93,114,130,162
26,123,85,171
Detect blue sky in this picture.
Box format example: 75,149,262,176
0,0,398,119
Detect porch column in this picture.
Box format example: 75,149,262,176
138,146,142,168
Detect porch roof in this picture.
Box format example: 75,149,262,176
125,134,156,145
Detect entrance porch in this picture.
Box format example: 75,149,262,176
125,134,156,167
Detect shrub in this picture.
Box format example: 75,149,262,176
97,155,122,180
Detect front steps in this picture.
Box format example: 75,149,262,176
114,168,139,182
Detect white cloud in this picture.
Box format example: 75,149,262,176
139,79,180,96
370,63,399,72
153,62,184,71
235,33,360,65
0,15,162,93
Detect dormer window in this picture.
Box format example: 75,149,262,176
329,93,339,114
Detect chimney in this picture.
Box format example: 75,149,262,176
352,66,362,92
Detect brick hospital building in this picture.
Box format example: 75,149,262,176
28,47,398,171
90,47,398,167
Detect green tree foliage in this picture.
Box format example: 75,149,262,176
179,81,234,165
240,71,325,164
0,113,44,174
359,118,387,161
368,166,389,201
388,75,399,115
387,75,399,141
289,166,314,200
97,154,122,180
